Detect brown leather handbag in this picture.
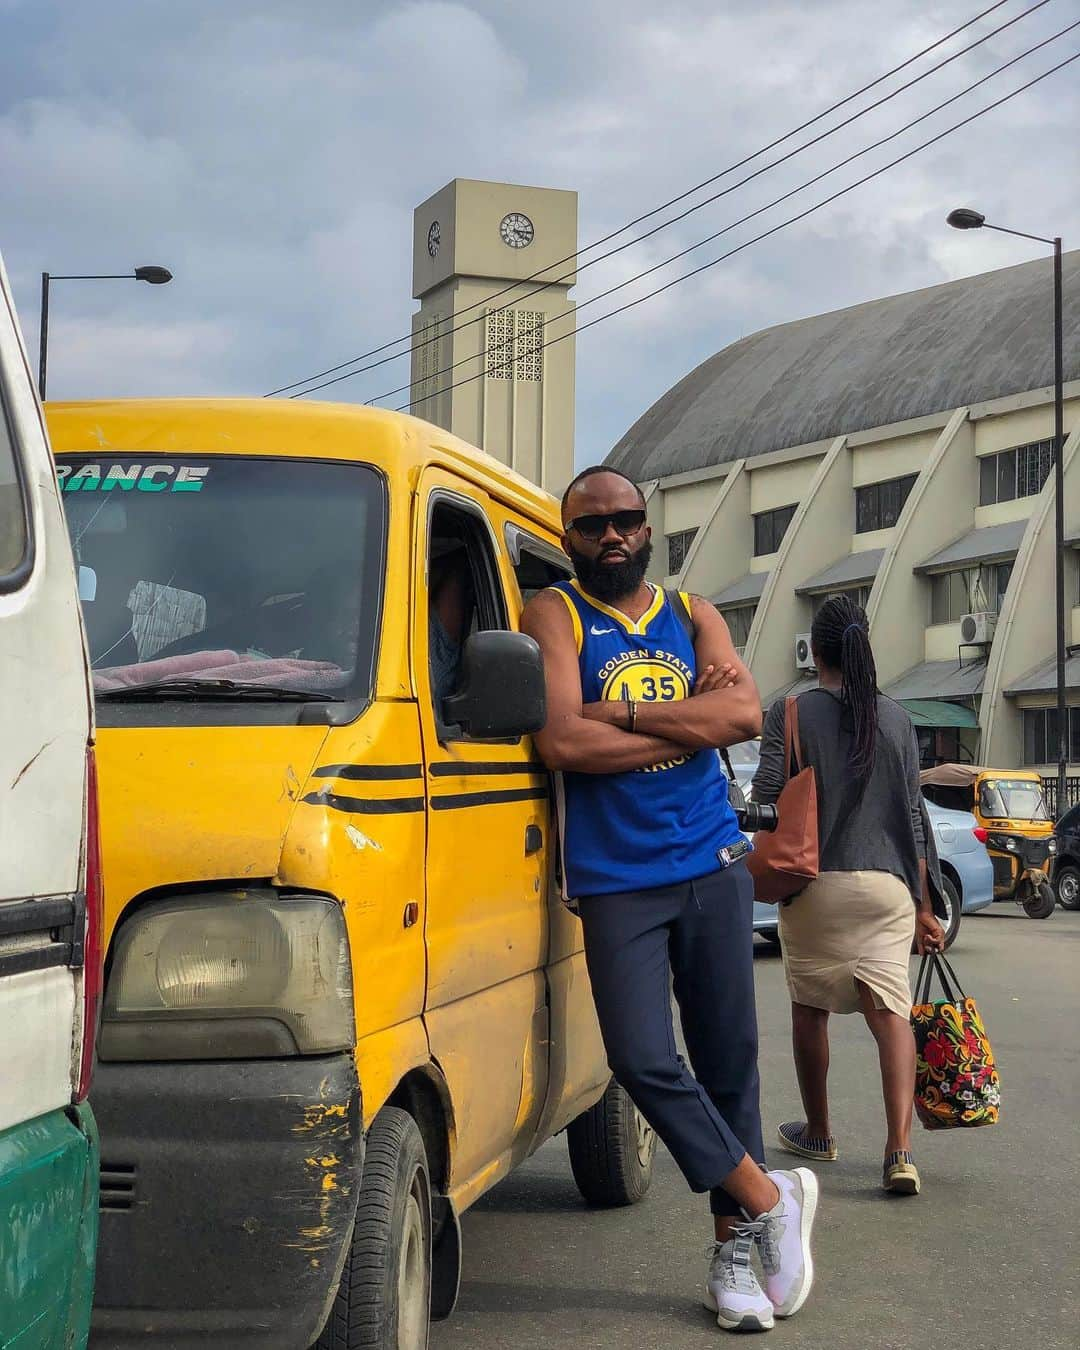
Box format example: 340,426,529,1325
746,696,819,903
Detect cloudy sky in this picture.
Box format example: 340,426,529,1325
2,0,1077,467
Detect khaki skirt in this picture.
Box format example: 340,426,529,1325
778,871,916,1018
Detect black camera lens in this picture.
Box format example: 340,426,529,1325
735,802,779,833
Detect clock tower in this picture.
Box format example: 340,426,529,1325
410,178,577,495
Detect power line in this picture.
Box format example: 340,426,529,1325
393,50,1079,416
292,0,1054,402
266,0,1019,397
358,18,1078,409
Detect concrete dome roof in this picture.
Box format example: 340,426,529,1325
606,251,1080,482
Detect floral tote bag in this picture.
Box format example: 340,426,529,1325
911,952,1000,1130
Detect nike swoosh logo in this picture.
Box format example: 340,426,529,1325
590,625,616,635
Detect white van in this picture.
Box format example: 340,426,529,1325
0,252,101,1349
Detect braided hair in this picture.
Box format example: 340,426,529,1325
811,595,879,781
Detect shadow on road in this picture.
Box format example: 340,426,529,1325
454,1279,713,1330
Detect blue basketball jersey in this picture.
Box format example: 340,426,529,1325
550,580,742,898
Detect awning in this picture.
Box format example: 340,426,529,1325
884,660,986,700
711,571,768,608
1003,650,1080,696
901,698,979,729
762,675,818,709
795,549,884,596
914,520,1026,574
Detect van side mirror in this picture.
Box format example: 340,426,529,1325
442,630,546,740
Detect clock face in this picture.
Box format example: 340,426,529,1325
499,212,534,249
427,220,441,258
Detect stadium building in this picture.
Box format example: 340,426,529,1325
606,252,1080,800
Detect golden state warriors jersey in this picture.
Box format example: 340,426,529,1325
550,581,741,898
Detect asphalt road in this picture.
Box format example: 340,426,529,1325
433,906,1080,1350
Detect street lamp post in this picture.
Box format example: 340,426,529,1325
38,265,173,401
947,208,1067,816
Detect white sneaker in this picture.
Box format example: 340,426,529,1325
753,1168,818,1318
703,1226,775,1332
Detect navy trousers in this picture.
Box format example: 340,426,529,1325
578,862,765,1216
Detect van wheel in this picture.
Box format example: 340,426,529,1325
567,1078,655,1207
314,1107,431,1350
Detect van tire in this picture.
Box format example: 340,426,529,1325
314,1107,431,1350
567,1078,656,1207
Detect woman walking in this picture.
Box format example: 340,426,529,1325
751,596,945,1195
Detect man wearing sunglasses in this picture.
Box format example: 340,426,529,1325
521,466,819,1333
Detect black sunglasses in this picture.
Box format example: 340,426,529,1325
566,509,647,541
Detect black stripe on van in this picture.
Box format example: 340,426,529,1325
313,764,423,781
302,792,425,815
431,787,549,811
429,761,547,777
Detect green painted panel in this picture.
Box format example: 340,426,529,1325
0,1105,99,1350
902,698,979,729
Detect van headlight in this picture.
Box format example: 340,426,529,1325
100,890,355,1061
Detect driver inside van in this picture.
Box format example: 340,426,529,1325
429,541,473,706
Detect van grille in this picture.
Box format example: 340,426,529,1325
100,1162,137,1211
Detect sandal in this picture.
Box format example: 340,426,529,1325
776,1121,838,1161
883,1150,921,1195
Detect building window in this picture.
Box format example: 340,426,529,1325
719,603,756,654
753,504,795,557
812,585,871,617
855,474,917,534
1023,708,1080,766
979,440,1054,506
929,562,1013,625
667,528,698,574
917,726,974,769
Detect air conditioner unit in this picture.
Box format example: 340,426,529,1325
960,612,997,646
794,633,815,672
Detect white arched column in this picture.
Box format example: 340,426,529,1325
866,408,972,686
744,437,847,698
981,422,1080,766
676,460,751,599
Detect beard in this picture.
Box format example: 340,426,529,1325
568,540,653,602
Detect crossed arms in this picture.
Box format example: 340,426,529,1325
520,591,763,775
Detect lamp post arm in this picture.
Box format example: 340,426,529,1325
979,222,1056,246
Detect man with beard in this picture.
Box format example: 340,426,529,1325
521,466,819,1333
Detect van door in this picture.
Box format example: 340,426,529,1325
500,517,612,1141
415,471,550,1197
0,256,98,1348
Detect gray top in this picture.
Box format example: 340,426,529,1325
751,689,928,903
606,250,1080,481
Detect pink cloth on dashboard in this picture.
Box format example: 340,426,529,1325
94,650,346,693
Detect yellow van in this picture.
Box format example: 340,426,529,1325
47,399,655,1350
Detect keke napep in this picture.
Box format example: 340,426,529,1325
920,763,1056,919
47,398,656,1350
